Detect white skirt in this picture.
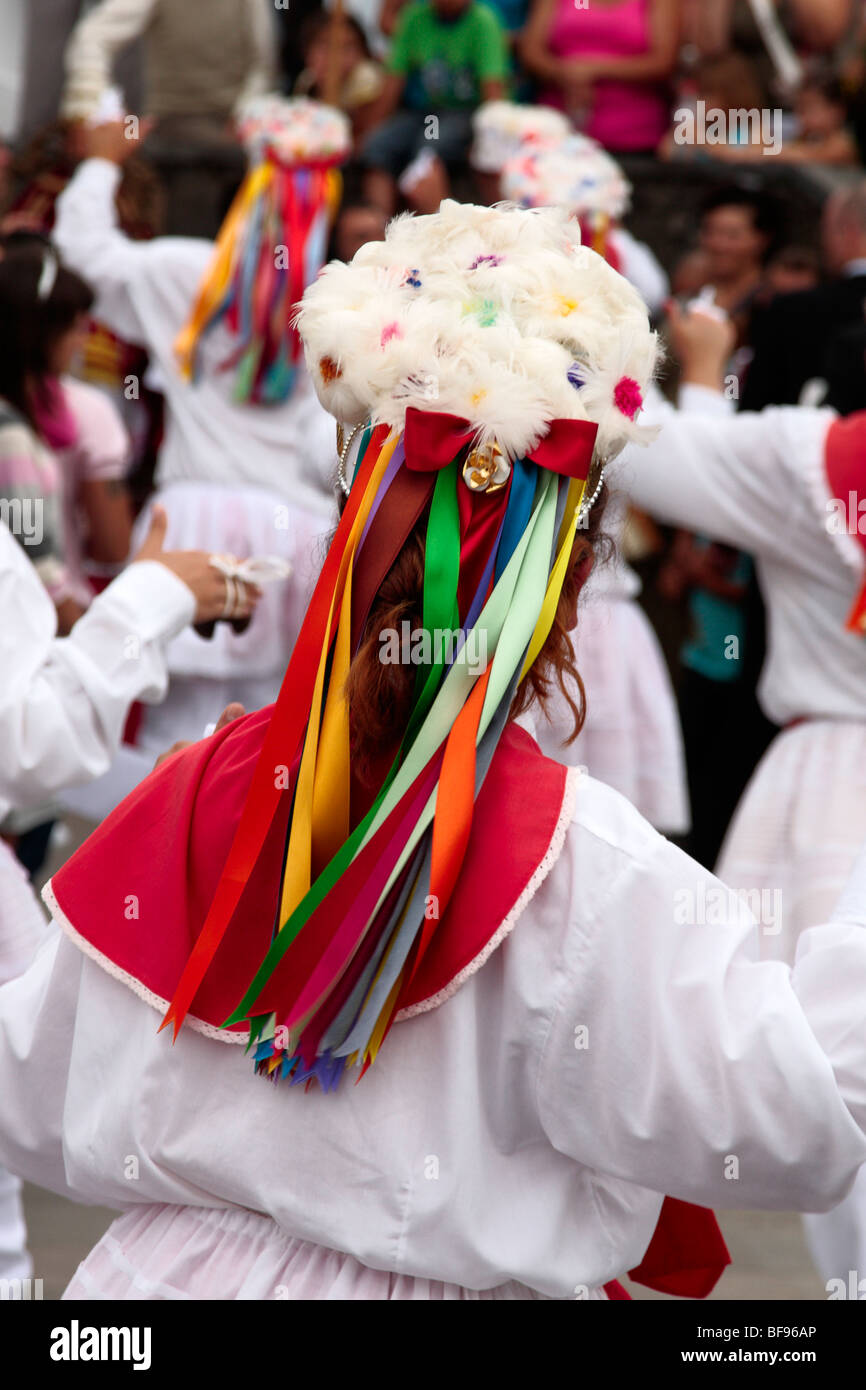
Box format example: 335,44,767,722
61,1205,600,1300
522,598,690,835
716,719,866,965
133,481,333,684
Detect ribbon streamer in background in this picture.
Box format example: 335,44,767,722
174,160,341,405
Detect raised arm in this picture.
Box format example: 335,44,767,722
61,0,157,122
53,121,206,347
612,304,834,558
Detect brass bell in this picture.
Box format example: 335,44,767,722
463,441,509,493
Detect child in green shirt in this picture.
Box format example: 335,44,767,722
361,0,508,216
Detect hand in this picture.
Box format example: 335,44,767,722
72,116,153,166
153,701,246,769
133,506,261,625
665,299,736,390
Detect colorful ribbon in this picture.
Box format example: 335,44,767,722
162,409,596,1089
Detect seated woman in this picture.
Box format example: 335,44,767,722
293,13,386,141
1,203,866,1301
521,0,678,152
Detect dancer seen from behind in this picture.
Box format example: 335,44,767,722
1,204,866,1300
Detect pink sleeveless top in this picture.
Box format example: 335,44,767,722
543,0,669,152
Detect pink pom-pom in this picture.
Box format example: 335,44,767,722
613,376,642,420
380,321,403,348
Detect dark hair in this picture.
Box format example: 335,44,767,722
699,183,784,259
301,11,371,61
767,242,821,275
0,228,53,254
0,249,93,429
327,200,388,260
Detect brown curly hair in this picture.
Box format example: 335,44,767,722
345,479,610,780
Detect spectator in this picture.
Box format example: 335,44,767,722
686,65,861,165
294,13,385,139
772,69,860,164
360,0,509,216
762,242,821,296
1,230,134,602
0,247,92,634
742,182,866,410
682,0,856,105
658,52,769,161
684,183,782,322
380,0,529,40
60,0,275,132
521,0,679,153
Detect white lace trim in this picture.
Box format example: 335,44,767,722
41,878,250,1046
804,420,865,580
394,765,579,1021
42,765,577,1043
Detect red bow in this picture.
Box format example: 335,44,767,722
403,407,598,482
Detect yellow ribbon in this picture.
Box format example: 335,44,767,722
519,476,586,680
278,432,401,926
174,162,273,381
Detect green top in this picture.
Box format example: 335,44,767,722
388,1,509,110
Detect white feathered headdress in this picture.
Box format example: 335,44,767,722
502,134,631,223
297,200,658,462
470,101,573,174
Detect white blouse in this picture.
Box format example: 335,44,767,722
2,769,866,1298
616,389,864,727
53,159,338,517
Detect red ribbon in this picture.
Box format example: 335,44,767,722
825,414,866,634
403,407,598,482
628,1197,731,1299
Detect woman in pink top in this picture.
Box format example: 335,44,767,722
522,0,679,151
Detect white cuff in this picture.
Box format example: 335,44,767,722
92,560,196,644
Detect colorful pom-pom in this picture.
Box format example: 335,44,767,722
380,322,403,347
614,375,643,420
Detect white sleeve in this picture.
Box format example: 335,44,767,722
0,551,194,811
61,0,157,120
613,396,832,559
677,382,736,418
0,934,87,1200
537,802,866,1214
235,0,278,111
52,158,189,347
